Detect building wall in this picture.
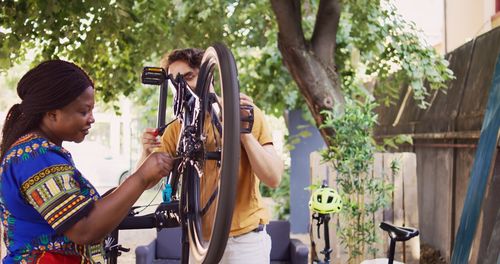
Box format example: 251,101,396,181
394,0,444,47
395,0,498,54
445,0,495,52
288,110,325,233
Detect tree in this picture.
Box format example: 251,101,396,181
1,1,292,111
271,0,453,143
0,0,452,144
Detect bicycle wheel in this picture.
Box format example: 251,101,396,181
184,43,240,263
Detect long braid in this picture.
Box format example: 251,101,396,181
0,60,93,161
0,104,43,161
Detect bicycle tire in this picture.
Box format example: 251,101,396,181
183,43,240,263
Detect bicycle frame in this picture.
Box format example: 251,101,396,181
106,69,207,263
106,64,235,264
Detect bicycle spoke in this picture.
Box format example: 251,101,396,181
200,187,219,217
208,93,223,136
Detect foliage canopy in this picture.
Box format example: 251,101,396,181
0,0,295,115
1,0,452,115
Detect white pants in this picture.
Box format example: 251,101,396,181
219,229,272,264
189,228,272,264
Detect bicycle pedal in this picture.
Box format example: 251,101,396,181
142,67,166,85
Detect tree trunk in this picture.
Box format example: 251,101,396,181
271,0,345,146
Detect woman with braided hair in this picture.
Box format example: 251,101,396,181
0,60,175,263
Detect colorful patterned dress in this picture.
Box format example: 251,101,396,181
0,133,106,263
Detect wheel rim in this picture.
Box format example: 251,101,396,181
186,43,240,263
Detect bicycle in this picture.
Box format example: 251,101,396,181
105,43,251,264
310,184,419,264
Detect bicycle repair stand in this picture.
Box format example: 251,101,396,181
312,212,333,264
105,200,181,264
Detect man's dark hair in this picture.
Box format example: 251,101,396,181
160,48,204,72
0,60,94,160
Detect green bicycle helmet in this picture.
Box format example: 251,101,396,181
309,187,342,214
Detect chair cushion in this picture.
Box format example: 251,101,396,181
152,259,181,264
156,227,182,260
267,220,291,261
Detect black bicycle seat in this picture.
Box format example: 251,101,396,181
380,222,419,241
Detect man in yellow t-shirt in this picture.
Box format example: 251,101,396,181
139,48,284,263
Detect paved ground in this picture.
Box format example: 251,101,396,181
116,228,157,263
111,188,164,263
0,189,311,263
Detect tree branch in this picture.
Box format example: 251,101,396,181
311,0,341,66
270,0,305,48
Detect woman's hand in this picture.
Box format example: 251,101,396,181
135,151,175,189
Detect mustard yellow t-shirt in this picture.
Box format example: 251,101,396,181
159,104,272,237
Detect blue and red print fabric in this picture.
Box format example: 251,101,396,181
0,133,105,263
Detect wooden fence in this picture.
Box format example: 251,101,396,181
309,152,420,263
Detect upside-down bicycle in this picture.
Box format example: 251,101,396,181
105,43,250,264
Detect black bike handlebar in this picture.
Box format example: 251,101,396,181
118,200,181,230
